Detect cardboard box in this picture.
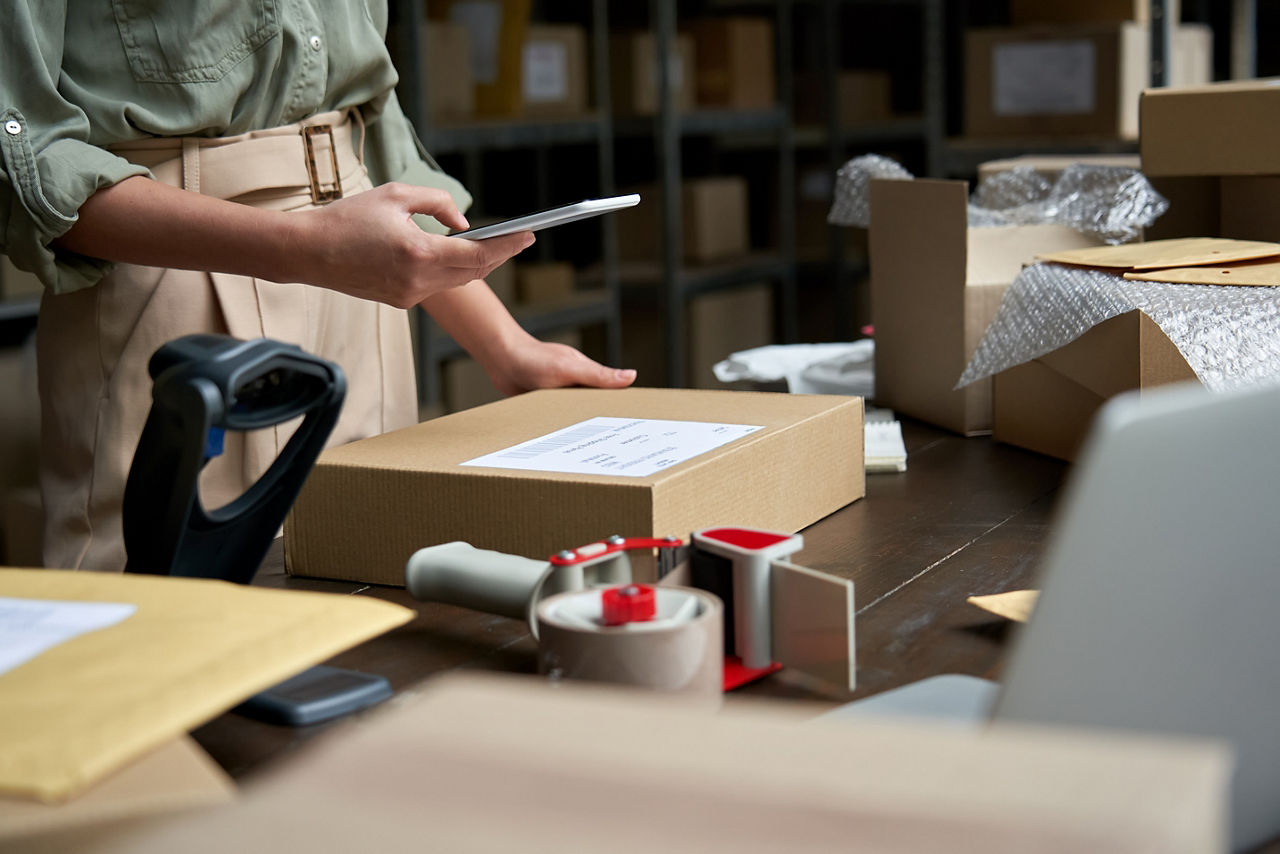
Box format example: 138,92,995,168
1144,176,1280,243
688,17,776,110
423,22,475,121
515,260,575,304
617,176,750,264
1,256,43,300
993,310,1197,461
794,70,893,126
869,178,1102,435
622,283,775,389
285,388,864,585
485,256,517,304
964,23,1210,140
521,24,588,116
1009,0,1151,25
610,32,696,116
1141,79,1280,177
434,0,531,118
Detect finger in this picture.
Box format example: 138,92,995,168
438,231,535,276
565,353,637,389
399,186,470,231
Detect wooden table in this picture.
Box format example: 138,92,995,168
192,419,1068,780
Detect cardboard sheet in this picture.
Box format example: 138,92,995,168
0,569,413,802
967,590,1039,623
87,674,1230,854
1038,237,1280,271
1124,258,1280,288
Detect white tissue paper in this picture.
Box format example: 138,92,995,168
713,341,874,397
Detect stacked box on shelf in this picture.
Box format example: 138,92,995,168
431,0,531,118
964,22,1211,140
422,22,475,122
616,176,750,265
521,25,589,117
687,17,776,110
610,32,696,116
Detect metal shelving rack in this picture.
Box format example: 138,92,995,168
393,0,622,407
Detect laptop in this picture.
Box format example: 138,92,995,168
828,379,1280,851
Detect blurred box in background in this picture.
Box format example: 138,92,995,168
610,32,696,116
621,283,774,390
422,22,475,122
688,17,776,110
1009,0,1152,25
794,70,893,127
617,176,750,265
433,0,531,118
515,261,576,305
522,25,589,116
964,23,1210,140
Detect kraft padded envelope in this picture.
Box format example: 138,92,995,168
0,569,413,802
1038,237,1280,271
1124,258,1280,287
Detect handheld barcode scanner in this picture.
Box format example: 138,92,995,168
123,335,389,726
123,334,345,582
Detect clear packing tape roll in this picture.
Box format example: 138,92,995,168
957,263,1280,393
828,155,1168,244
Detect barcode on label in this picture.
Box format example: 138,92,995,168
497,423,614,460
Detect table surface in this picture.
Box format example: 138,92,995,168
192,419,1069,780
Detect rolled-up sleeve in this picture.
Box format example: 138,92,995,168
1,2,149,294
360,90,471,236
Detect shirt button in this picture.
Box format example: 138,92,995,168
309,35,323,51
4,120,20,135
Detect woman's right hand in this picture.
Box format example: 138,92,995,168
285,182,535,308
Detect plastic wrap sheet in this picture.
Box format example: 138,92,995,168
957,263,1280,393
827,157,1167,244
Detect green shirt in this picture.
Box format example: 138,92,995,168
0,0,470,294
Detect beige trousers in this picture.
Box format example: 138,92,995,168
38,110,416,571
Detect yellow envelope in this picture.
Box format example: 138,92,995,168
967,589,1039,623
0,569,413,802
1038,237,1280,271
1124,258,1280,287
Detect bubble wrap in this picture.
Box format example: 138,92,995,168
957,263,1280,393
968,165,1169,245
826,154,912,228
828,157,1167,244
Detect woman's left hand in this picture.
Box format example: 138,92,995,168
484,333,637,396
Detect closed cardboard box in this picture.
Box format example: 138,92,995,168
611,32,696,115
285,388,864,585
1141,79,1280,177
1009,0,1150,25
621,283,775,389
522,25,588,116
869,178,1101,435
993,310,1197,461
435,0,531,117
689,17,776,110
423,22,474,121
617,176,750,264
515,261,575,304
964,23,1210,140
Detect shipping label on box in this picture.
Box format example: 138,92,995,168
284,388,864,586
870,178,1101,435
521,25,588,115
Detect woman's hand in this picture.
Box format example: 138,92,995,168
483,332,637,396
285,183,535,308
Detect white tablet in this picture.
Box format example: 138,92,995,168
451,194,641,241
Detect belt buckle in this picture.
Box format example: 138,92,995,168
302,124,342,204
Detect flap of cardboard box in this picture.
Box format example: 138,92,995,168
1124,258,1280,287
1038,237,1280,271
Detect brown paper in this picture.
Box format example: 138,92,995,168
967,590,1039,623
1038,237,1280,270
1124,258,1280,287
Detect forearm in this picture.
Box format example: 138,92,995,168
51,175,299,283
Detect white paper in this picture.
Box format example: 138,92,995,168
994,40,1096,116
0,597,136,677
523,41,568,102
461,417,764,478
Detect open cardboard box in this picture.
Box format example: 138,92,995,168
993,309,1198,461
869,178,1100,436
284,388,864,585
